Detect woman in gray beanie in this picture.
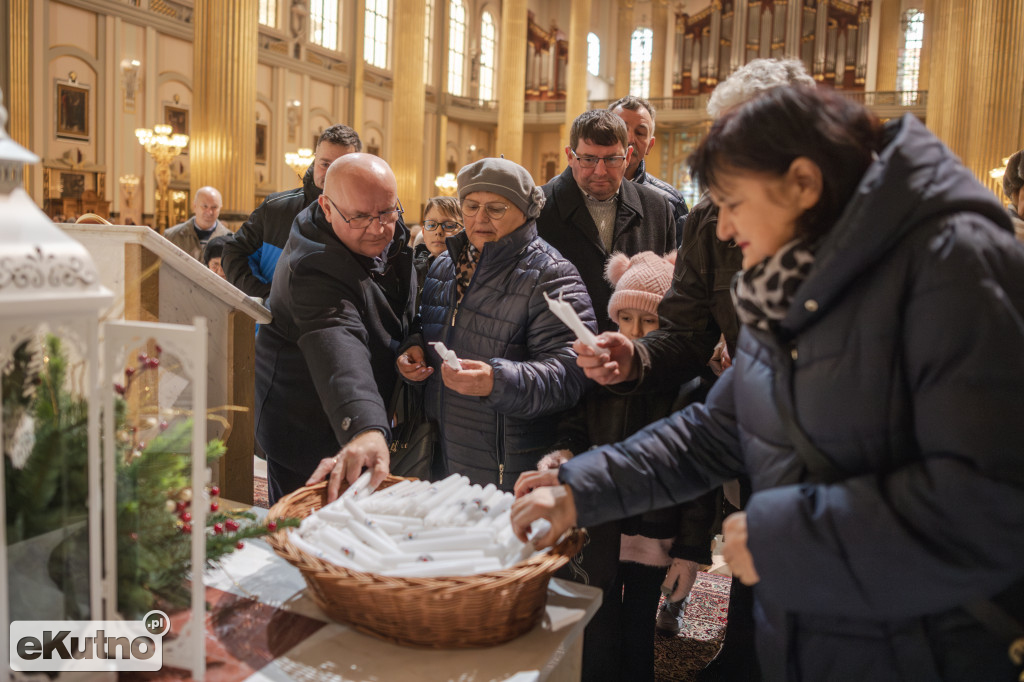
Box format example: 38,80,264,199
397,157,596,490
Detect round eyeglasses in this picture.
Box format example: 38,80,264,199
323,195,404,230
423,220,463,233
461,201,509,220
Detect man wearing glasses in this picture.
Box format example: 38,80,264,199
536,109,676,331
255,153,415,504
610,96,689,246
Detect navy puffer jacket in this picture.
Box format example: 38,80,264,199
559,115,1024,680
419,221,595,491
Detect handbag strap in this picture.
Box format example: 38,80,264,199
775,346,1024,673
771,350,847,484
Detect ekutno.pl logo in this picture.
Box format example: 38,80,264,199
10,610,169,672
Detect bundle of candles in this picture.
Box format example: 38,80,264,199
290,472,552,578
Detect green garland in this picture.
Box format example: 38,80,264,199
3,334,298,619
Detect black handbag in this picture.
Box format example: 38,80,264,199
388,380,443,481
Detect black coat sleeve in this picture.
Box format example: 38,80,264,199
223,202,273,299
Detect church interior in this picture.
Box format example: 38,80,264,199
3,0,1020,231
2,2,1024,680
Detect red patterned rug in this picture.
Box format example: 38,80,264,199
253,476,268,509
655,571,731,681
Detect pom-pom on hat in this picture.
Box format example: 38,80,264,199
457,157,546,219
605,250,678,320
1004,150,1024,200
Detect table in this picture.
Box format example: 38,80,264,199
199,508,602,682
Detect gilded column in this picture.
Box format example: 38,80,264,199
615,0,634,96
650,0,670,98
564,0,591,133
496,0,528,163
350,0,365,133
9,0,30,191
874,0,902,92
391,0,426,220
191,0,257,223
925,0,973,167
964,0,1024,197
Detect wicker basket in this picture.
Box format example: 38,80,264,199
266,477,583,648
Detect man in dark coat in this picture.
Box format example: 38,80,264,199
536,109,675,332
609,95,689,246
223,125,361,300
255,153,414,504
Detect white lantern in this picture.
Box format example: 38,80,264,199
0,89,112,673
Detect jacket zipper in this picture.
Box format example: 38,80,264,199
496,414,506,486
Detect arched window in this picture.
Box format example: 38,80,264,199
587,32,601,76
629,27,653,97
897,9,924,105
364,0,390,68
309,0,338,50
479,11,497,101
259,0,277,27
448,0,467,96
424,0,434,84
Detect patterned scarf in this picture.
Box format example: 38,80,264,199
731,238,816,331
455,242,481,303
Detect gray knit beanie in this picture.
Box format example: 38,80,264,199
1004,150,1024,200
457,157,546,219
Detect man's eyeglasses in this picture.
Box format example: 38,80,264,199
423,220,463,233
571,149,627,169
324,195,404,230
461,201,509,220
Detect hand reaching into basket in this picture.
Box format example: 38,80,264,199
510,476,578,549
306,429,391,503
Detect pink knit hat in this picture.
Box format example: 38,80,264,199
605,250,678,320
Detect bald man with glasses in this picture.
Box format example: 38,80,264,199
536,109,676,331
255,153,415,504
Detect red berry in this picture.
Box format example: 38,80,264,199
114,383,126,395
181,523,192,534
145,357,160,368
210,485,220,496
138,352,148,362
209,502,219,512
213,522,224,534
125,367,136,378
175,500,187,513
130,532,138,542
266,521,277,531
159,420,169,431
235,541,244,550
225,519,239,531
180,511,192,523
154,344,162,355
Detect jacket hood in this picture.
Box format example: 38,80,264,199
302,163,321,205
783,114,1012,336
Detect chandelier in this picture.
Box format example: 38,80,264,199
135,124,188,233
285,148,314,179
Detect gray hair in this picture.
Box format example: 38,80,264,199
707,59,816,120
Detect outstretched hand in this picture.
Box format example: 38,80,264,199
305,429,390,503
574,332,637,385
510,482,578,548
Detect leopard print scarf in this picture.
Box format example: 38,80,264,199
731,239,816,331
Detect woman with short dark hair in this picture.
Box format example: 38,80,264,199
513,86,1024,680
